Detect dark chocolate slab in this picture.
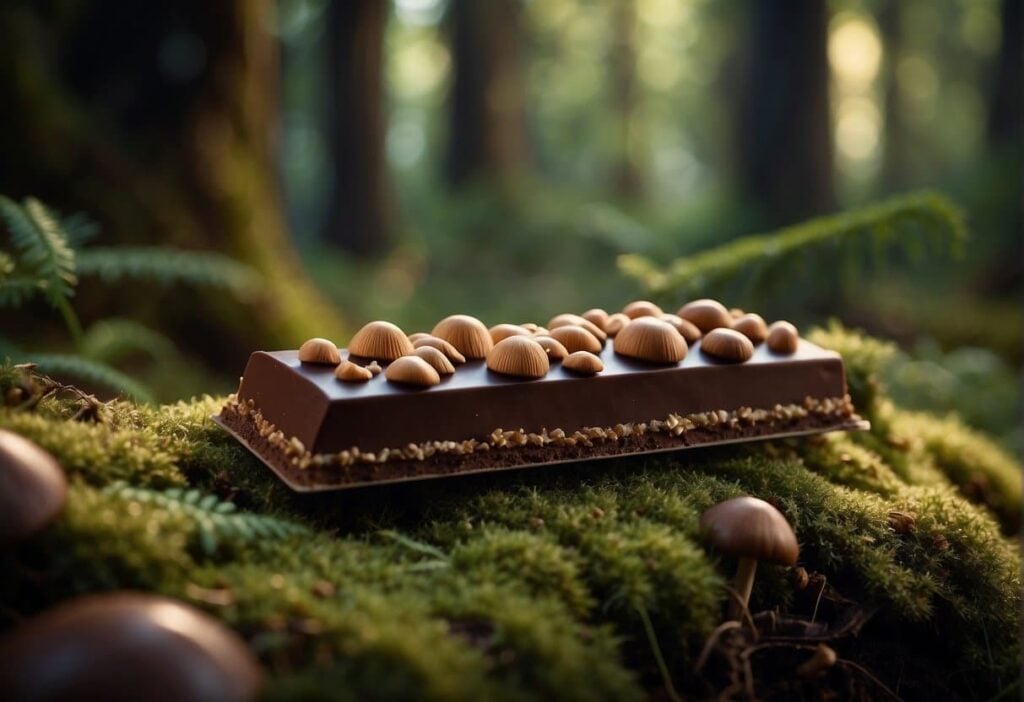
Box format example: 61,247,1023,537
234,339,849,454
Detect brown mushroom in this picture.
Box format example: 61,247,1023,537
547,314,607,342
486,336,549,379
659,313,702,344
766,321,800,354
581,308,610,332
0,592,262,702
348,321,415,361
699,497,799,620
412,335,466,364
731,313,768,344
700,328,755,363
414,346,456,375
297,338,341,365
384,356,441,387
0,430,67,548
562,351,604,375
432,314,493,359
622,300,663,319
604,313,631,336
549,325,602,354
677,299,733,333
532,335,570,361
335,361,373,382
489,323,531,344
613,316,687,363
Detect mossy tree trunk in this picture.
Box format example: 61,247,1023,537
0,1,342,371
445,0,530,188
323,0,393,257
734,0,835,227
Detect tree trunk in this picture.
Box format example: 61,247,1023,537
879,0,911,190
609,0,644,200
734,0,835,227
988,0,1022,147
0,1,342,372
324,0,393,256
445,0,530,187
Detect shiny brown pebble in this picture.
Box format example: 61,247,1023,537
700,328,754,363
677,299,732,333
766,321,800,354
732,313,768,344
0,592,262,702
0,430,67,548
562,351,604,375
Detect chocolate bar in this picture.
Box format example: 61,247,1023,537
215,302,867,491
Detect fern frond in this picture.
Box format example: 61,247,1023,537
19,353,155,403
0,252,14,275
80,318,177,365
619,191,967,297
76,247,262,299
61,212,101,247
102,482,310,556
0,196,78,306
0,276,44,307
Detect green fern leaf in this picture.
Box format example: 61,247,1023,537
0,276,44,307
20,353,156,403
76,247,262,300
618,191,967,297
0,196,77,306
79,318,178,365
61,212,100,247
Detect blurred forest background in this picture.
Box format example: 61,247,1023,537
0,0,1020,446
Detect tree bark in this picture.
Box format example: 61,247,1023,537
609,0,644,200
0,1,343,372
324,0,393,256
879,0,911,190
445,0,530,187
988,0,1022,147
734,0,835,227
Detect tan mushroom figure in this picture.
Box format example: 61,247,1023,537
699,496,799,620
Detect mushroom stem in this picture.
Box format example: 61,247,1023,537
728,556,758,620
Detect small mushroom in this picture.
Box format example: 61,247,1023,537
486,336,549,379
0,430,67,548
519,322,541,333
432,314,493,359
732,313,768,344
366,361,383,376
677,299,733,333
562,351,604,375
729,307,745,319
613,316,687,363
604,313,631,336
412,335,466,364
335,361,373,382
766,321,800,354
700,496,799,620
797,644,838,679
532,335,569,361
700,328,754,363
384,356,441,387
547,314,607,342
489,323,531,344
0,592,263,702
407,332,432,344
622,300,663,319
348,321,415,361
414,346,456,375
581,308,609,332
659,313,702,344
549,325,602,354
297,338,341,365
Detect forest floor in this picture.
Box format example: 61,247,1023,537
0,325,1019,701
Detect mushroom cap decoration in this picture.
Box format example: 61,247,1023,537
700,496,798,566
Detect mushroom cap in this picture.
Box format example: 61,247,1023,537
0,430,67,548
677,299,733,333
0,592,262,702
547,314,607,342
414,346,456,375
700,328,755,363
562,351,604,375
548,325,602,354
432,315,493,359
604,313,631,336
486,336,550,379
766,321,800,354
297,338,341,365
699,497,799,566
334,361,373,382
622,300,663,319
732,313,768,344
412,335,466,364
348,321,415,361
488,323,531,344
659,313,703,344
613,316,687,363
581,308,609,332
384,356,441,387
532,335,569,361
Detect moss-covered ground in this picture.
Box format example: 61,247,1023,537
0,326,1019,701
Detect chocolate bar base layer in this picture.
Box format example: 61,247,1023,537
215,394,867,492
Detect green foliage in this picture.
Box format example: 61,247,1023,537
0,196,77,308
619,191,967,298
28,353,156,403
102,482,310,557
79,318,177,365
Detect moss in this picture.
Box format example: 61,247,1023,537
0,329,1020,700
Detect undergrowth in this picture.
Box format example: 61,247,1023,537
0,325,1019,701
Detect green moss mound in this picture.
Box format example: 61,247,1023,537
1,328,1020,701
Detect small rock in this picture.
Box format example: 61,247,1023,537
0,429,67,548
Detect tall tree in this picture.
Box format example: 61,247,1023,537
445,0,530,187
324,0,393,256
0,0,342,371
609,0,643,199
734,0,835,227
988,0,1022,148
879,0,912,190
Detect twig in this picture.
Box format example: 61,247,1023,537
635,604,682,702
810,574,827,624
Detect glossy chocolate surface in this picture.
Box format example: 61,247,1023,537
236,339,847,453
